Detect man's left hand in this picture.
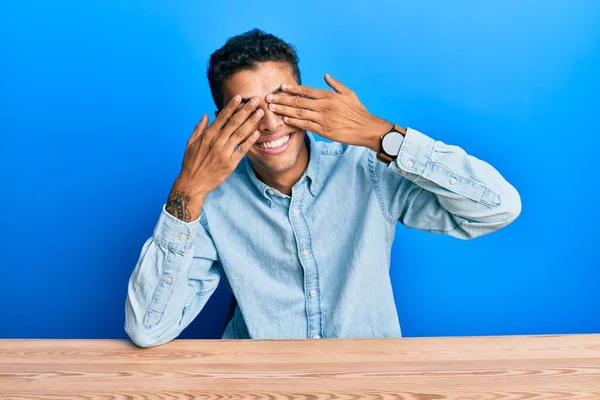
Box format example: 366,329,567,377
266,74,392,152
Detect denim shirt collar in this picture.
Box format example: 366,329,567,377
244,131,319,206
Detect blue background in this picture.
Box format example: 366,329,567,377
1,0,598,339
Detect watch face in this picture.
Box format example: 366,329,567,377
382,131,404,156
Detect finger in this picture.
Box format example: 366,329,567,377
266,93,322,110
231,130,261,164
212,95,243,130
268,103,322,123
188,114,209,146
224,108,264,152
217,97,260,145
282,116,324,134
324,73,352,95
281,83,329,99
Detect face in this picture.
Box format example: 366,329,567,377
221,61,305,174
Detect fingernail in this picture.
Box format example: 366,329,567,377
266,94,273,102
269,104,276,110
250,97,259,105
256,109,264,116
281,84,287,90
283,116,289,122
233,95,242,102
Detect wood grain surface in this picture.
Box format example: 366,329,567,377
1,334,599,399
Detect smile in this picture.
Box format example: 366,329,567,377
254,132,294,155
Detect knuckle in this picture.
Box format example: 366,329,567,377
236,129,246,139
229,115,241,126
216,112,227,124
296,108,305,117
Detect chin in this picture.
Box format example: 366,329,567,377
248,152,298,174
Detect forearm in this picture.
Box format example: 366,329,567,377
372,127,521,239
392,128,520,222
125,207,220,347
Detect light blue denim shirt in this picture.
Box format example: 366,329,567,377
125,128,521,347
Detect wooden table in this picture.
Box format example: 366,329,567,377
1,334,599,399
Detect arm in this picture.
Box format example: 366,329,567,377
125,205,220,347
368,127,521,239
264,75,521,238
125,95,265,347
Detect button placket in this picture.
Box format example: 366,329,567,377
288,188,322,341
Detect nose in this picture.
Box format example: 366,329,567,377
257,104,284,133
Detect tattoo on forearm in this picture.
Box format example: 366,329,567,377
166,191,192,222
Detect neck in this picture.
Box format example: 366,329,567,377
251,141,309,196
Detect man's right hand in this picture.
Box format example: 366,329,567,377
166,95,264,222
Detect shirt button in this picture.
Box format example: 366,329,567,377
309,290,317,297
313,334,321,339
178,233,186,241
302,249,309,257
449,177,457,185
267,189,275,195
293,208,300,216
405,160,413,168
400,170,408,176
165,275,173,284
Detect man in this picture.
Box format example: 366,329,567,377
125,29,521,347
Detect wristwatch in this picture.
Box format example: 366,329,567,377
376,124,406,164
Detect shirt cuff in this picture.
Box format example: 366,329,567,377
152,205,201,253
394,127,435,174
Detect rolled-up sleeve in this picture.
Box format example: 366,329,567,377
369,127,521,239
125,206,220,347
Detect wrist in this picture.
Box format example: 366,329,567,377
366,116,393,152
166,177,208,222
172,176,209,200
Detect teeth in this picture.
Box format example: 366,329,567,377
257,134,290,149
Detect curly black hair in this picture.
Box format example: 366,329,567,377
207,28,301,110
